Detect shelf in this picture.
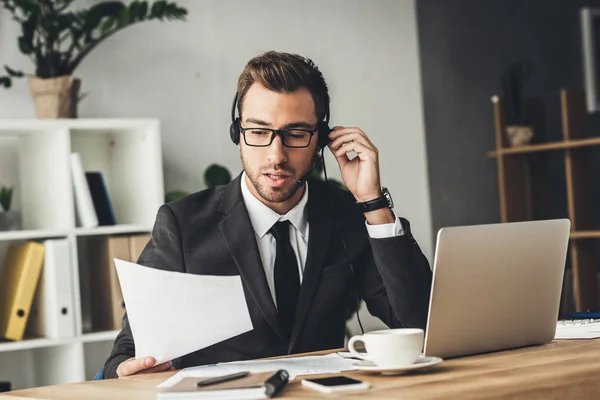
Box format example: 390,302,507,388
570,231,600,239
74,224,152,237
0,224,152,242
487,136,600,157
0,336,73,353
0,330,120,353
0,118,159,133
0,229,68,242
80,330,120,343
0,119,163,389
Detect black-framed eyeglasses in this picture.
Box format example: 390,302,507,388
240,126,317,148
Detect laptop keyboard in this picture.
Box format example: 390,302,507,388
557,318,600,326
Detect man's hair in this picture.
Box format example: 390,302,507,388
236,51,330,122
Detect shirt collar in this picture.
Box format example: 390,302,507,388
240,171,309,239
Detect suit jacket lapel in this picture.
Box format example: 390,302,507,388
289,183,333,351
218,174,288,343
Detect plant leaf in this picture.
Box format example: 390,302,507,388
117,6,129,27
150,0,167,19
128,0,141,22
100,18,115,35
4,66,24,78
138,1,149,19
0,77,12,88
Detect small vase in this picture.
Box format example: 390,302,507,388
28,76,81,119
0,211,21,231
505,125,534,147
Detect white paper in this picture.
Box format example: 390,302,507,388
555,319,600,339
157,354,357,388
113,259,254,365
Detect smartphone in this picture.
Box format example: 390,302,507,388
301,376,370,393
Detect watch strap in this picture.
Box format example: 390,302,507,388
356,191,391,212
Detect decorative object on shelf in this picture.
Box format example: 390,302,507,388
0,0,188,119
0,185,20,231
500,59,536,147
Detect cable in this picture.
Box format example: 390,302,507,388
320,148,365,335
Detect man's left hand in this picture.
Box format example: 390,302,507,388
328,126,382,202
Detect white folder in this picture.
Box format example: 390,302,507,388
70,152,98,228
28,239,76,339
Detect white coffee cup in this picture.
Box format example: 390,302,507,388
348,328,424,367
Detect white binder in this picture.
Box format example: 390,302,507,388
28,239,76,339
70,152,98,228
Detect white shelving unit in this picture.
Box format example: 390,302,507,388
0,119,164,390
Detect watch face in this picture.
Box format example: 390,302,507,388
382,187,394,209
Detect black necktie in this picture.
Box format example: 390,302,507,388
270,220,300,338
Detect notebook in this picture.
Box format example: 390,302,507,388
156,371,286,399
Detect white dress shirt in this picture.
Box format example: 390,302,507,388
240,172,404,306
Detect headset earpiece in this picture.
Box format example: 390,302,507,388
317,121,331,150
230,92,240,144
230,118,240,145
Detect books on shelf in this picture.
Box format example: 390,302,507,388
87,233,151,331
27,239,76,339
0,242,45,341
70,152,117,228
85,172,116,226
70,153,98,229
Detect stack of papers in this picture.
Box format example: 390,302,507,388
157,372,279,400
555,319,600,339
157,354,357,388
113,259,254,364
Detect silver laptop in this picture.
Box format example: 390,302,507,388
423,219,571,359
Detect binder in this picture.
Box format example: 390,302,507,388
70,153,99,228
85,171,116,226
88,236,130,331
128,233,151,263
0,242,45,341
27,239,76,339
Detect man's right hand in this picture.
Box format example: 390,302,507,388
116,356,174,377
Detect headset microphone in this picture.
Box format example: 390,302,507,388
295,152,323,188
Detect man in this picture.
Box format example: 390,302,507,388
103,51,432,378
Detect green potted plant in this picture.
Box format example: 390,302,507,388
0,0,187,118
204,164,232,188
0,185,20,231
164,164,232,203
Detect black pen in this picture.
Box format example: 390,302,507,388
196,371,250,387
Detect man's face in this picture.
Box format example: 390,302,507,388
240,82,319,206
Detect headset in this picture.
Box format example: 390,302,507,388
230,91,365,335
230,91,331,151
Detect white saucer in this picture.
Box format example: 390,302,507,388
352,356,443,375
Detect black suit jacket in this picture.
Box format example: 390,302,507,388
103,174,432,378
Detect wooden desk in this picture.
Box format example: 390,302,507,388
2,339,600,400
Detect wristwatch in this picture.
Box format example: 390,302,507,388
356,187,394,212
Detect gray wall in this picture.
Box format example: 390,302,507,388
0,0,430,334
418,0,600,237
0,1,433,263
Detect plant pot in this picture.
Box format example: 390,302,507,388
0,211,21,231
505,125,534,147
27,76,81,119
